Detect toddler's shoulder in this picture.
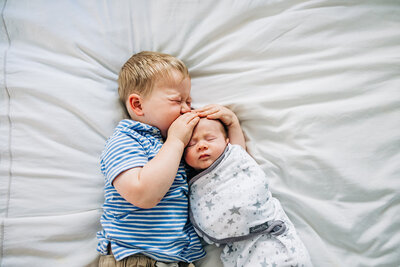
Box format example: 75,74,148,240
102,120,146,154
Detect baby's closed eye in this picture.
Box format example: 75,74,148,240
187,140,197,147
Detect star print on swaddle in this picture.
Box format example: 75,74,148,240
189,144,286,244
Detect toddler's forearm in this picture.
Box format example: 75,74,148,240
113,137,185,209
139,137,185,206
228,120,246,150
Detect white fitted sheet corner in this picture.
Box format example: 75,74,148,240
1,1,399,266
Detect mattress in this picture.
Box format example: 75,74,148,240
1,0,399,266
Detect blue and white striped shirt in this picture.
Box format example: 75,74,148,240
97,119,205,262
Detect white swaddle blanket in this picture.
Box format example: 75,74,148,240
189,144,312,266
189,144,287,244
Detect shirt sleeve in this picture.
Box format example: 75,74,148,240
100,132,148,186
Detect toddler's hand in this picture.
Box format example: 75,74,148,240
195,104,239,127
167,112,200,147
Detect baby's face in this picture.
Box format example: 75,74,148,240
184,118,229,171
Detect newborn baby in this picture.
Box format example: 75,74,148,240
185,118,312,267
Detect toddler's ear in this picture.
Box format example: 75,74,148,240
127,93,144,116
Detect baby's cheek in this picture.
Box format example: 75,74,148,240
186,149,194,161
184,150,192,162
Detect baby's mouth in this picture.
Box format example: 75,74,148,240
199,154,210,160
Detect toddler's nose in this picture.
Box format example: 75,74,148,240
181,102,191,114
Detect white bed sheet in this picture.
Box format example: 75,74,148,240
1,0,399,266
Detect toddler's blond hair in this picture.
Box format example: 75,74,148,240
118,51,189,104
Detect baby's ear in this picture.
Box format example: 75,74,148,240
127,93,144,116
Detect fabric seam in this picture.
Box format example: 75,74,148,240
1,0,11,265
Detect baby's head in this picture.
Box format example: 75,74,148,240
184,118,229,171
118,51,192,137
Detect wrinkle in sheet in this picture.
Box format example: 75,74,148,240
29,89,109,140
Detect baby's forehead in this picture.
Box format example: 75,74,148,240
197,118,226,135
198,117,222,126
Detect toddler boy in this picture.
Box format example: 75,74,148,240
97,51,204,266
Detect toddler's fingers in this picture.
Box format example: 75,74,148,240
188,115,200,127
181,111,196,117
196,107,219,117
205,112,222,119
181,112,199,122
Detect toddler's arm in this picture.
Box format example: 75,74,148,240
113,112,199,209
195,104,246,149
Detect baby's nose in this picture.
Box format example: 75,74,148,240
197,142,207,151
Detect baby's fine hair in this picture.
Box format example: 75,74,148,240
118,51,189,104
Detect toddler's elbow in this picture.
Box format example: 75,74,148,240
134,197,162,209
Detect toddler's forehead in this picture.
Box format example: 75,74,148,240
155,69,189,87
